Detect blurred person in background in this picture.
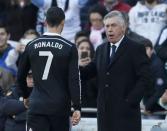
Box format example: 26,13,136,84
0,0,38,41
159,0,167,3
5,29,39,72
74,30,89,45
80,0,99,29
142,41,167,114
77,39,97,108
124,0,139,6
0,70,33,131
103,0,131,13
122,0,139,6
155,23,167,62
0,86,7,131
32,0,87,42
80,10,152,131
0,67,15,97
121,12,153,45
129,0,167,46
0,67,16,131
17,29,39,53
0,22,18,77
88,4,108,50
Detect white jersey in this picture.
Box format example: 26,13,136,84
129,2,167,46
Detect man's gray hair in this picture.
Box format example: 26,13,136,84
103,11,127,27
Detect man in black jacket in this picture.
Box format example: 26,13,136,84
17,7,81,131
80,10,152,131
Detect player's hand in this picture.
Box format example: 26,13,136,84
161,89,167,104
24,98,29,108
71,110,81,126
143,110,152,115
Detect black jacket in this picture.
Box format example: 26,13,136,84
80,36,153,131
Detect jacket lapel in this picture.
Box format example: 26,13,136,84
107,36,128,70
103,42,110,70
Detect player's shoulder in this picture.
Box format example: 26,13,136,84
58,36,76,47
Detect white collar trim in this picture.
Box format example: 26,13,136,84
43,32,61,36
110,35,124,51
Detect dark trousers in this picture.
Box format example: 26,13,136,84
27,114,70,131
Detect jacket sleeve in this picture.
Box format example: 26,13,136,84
2,99,26,115
127,44,153,106
14,111,27,122
17,46,31,99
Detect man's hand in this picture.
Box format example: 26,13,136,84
71,110,81,126
161,90,167,104
23,98,29,108
79,57,91,67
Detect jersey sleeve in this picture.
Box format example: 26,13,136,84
68,45,81,111
17,46,31,99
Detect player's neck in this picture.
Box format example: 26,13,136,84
47,26,61,35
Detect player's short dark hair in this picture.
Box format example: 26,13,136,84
46,6,65,27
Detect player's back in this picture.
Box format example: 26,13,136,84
26,33,78,115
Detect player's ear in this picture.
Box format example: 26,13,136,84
60,20,65,27
59,20,65,33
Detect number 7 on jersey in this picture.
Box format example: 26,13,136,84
39,51,53,80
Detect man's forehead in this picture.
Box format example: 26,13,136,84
0,28,7,33
104,17,119,24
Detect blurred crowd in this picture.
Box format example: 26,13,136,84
0,0,167,131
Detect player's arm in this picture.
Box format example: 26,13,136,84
68,45,81,110
68,45,81,125
17,46,31,99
